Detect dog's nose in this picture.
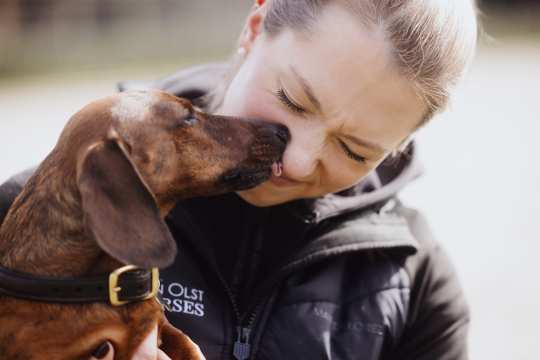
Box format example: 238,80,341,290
269,123,290,146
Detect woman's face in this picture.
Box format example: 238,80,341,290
216,3,426,207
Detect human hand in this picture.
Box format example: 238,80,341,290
89,325,171,360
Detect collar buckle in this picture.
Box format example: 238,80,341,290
108,265,159,306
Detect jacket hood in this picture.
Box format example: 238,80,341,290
118,63,424,225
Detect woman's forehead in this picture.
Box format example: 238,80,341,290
265,6,426,148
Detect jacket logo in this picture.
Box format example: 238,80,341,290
158,279,205,317
313,306,384,335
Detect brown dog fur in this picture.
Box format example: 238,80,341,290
0,91,287,359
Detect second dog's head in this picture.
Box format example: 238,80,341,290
59,90,289,268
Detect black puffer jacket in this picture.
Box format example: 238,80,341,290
0,64,469,360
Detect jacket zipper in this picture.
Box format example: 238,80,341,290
171,207,270,360
208,222,266,360
229,213,269,360
229,256,320,359
231,235,267,360
233,283,282,360
213,255,267,360
232,302,264,360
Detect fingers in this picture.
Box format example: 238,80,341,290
90,341,114,360
88,325,176,360
131,325,159,360
160,319,206,360
158,349,172,360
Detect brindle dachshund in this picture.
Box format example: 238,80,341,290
0,90,288,359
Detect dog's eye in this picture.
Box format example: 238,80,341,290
183,116,198,126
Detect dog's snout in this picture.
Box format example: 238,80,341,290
272,123,290,146
255,122,290,147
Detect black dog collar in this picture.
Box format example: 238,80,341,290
0,265,159,306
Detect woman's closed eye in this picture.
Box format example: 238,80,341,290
275,87,306,115
338,139,367,163
275,87,367,164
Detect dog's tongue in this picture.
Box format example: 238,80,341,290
272,161,283,177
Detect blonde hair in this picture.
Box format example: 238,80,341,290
208,0,478,128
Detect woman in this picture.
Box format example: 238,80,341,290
2,0,478,359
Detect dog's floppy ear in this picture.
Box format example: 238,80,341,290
77,130,177,268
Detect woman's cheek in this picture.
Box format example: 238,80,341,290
321,151,374,193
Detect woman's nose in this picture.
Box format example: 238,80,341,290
282,127,324,180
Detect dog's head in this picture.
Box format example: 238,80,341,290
110,91,289,201
71,90,289,268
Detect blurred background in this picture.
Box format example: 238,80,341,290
0,1,538,359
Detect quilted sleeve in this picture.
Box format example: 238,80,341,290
384,205,470,360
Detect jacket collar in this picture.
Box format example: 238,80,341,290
289,200,419,265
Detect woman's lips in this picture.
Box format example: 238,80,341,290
269,161,301,187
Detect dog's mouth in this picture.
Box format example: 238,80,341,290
220,159,284,191
218,121,289,191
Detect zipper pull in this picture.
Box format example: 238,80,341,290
233,326,252,360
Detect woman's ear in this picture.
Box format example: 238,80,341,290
239,0,268,52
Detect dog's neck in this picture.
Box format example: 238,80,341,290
0,154,119,278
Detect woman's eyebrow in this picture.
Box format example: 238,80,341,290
342,133,388,153
290,66,322,113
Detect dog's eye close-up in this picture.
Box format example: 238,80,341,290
183,116,198,126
